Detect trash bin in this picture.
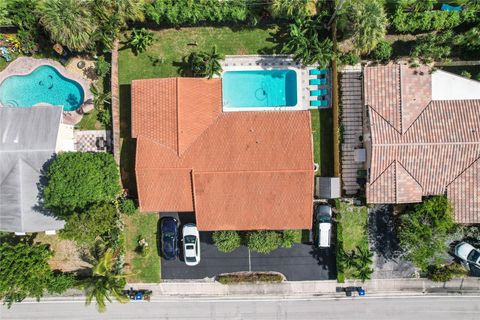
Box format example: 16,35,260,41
357,287,365,296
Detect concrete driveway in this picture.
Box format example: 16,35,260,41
160,213,336,281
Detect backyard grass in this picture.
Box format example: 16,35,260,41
123,213,161,283
77,108,102,130
118,25,281,85
310,109,334,176
335,200,370,280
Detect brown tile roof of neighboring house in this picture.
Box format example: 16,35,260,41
133,78,314,230
365,64,480,224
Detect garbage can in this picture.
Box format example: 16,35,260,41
357,287,365,296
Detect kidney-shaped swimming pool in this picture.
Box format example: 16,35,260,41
0,65,85,111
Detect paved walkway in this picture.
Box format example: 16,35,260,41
74,130,111,152
126,278,480,297
340,64,364,196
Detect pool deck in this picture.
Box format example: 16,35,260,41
220,55,331,111
0,57,93,125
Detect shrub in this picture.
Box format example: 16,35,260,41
47,273,77,294
95,56,111,78
187,46,223,79
119,198,137,215
427,263,467,282
247,231,281,254
97,109,112,127
145,0,250,26
43,152,121,212
460,70,471,79
338,51,360,66
280,230,302,248
128,28,154,54
398,196,455,272
216,272,283,284
411,31,453,64
371,41,392,62
390,3,478,34
336,219,345,283
212,231,242,253
60,203,119,246
476,73,480,82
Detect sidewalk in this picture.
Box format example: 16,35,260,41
127,277,480,297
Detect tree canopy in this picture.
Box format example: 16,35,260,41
61,203,119,246
43,152,121,213
0,241,53,307
398,196,455,271
282,17,333,67
37,0,98,51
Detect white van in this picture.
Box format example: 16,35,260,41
315,204,332,248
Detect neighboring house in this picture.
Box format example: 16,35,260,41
364,64,480,224
132,77,314,231
0,106,74,235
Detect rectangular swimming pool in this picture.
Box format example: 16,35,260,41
222,70,298,108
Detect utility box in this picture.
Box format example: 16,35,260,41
315,177,341,199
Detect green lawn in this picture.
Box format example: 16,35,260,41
118,25,281,85
123,213,161,283
310,109,334,176
335,200,370,280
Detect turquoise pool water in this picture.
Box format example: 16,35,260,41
0,65,84,111
222,70,297,108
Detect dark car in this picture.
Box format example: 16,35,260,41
160,217,178,260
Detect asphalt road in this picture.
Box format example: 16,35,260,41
1,296,479,320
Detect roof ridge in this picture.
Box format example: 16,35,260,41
446,153,480,189
368,106,402,137
395,159,423,191
175,77,180,156
368,160,395,186
399,64,403,133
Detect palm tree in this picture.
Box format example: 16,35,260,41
128,28,154,55
201,46,223,79
91,0,145,50
82,249,128,313
270,0,314,19
37,0,98,52
282,18,333,67
188,46,224,79
90,84,111,112
350,0,387,55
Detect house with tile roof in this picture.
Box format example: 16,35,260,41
0,106,74,234
363,64,480,224
132,77,314,231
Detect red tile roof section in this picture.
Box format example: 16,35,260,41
132,78,222,155
447,158,480,224
133,78,314,230
365,64,480,223
193,171,313,230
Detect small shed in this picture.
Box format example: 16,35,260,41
315,177,341,199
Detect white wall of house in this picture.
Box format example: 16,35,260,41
55,123,75,152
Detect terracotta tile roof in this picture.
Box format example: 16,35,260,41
193,171,313,230
365,64,480,223
133,78,314,230
447,158,480,224
132,78,222,155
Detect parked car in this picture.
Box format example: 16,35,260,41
315,204,332,248
160,217,178,260
182,223,200,266
454,242,480,268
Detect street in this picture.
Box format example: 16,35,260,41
1,295,479,320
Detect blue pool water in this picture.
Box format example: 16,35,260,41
0,65,84,111
222,70,297,108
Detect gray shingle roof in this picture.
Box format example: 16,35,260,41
0,106,65,233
